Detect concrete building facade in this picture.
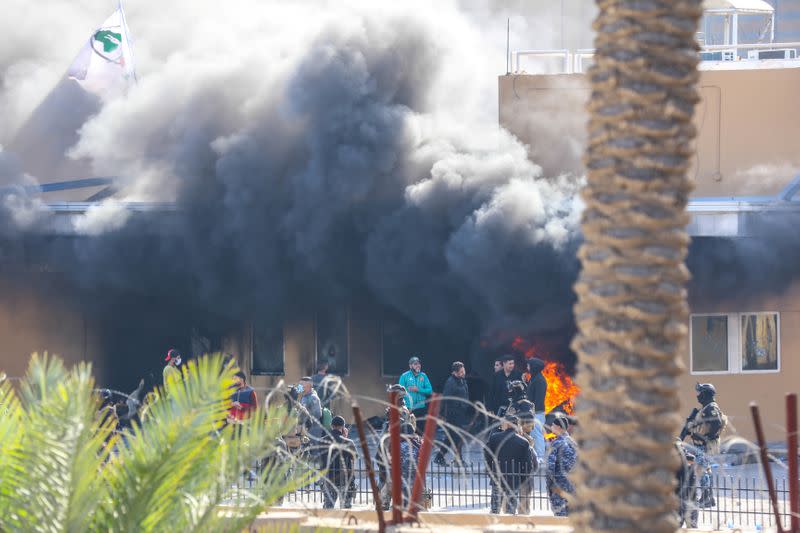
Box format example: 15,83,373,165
499,57,800,441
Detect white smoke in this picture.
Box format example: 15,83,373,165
72,199,130,236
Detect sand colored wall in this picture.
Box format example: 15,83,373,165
500,68,800,442
499,67,800,197
679,283,800,442
0,275,103,381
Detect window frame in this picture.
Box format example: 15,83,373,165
689,311,780,375
738,311,781,375
250,321,286,376
689,313,732,375
314,307,351,377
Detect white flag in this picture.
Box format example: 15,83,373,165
67,8,135,95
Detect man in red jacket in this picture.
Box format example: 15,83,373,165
229,371,258,421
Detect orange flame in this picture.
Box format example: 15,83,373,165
512,336,580,414
511,336,537,358
541,361,580,414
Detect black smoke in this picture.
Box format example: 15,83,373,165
11,2,794,391
687,212,800,305
1,3,584,387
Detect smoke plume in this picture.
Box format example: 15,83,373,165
0,0,588,381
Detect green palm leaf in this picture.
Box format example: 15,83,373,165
0,352,311,533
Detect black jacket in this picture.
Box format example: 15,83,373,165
526,359,547,414
489,370,523,414
321,429,357,480
484,428,536,490
442,375,470,427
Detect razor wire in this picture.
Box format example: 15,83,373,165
91,365,799,530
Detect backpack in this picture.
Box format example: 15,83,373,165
321,406,333,430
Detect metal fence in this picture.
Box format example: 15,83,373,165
237,455,793,530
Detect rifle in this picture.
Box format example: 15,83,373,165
679,407,699,441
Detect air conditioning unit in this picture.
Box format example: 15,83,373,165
747,49,798,60
700,50,737,61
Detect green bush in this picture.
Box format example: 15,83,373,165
0,353,307,532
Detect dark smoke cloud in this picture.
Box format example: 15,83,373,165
4,0,797,388
0,0,586,377
688,212,800,306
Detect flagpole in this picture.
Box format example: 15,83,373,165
117,0,138,83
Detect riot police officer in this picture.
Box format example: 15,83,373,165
680,382,727,508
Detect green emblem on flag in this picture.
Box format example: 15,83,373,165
91,28,123,62
93,30,121,52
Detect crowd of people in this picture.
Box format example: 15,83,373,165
278,354,579,516
96,348,726,521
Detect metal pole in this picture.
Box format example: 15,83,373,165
724,15,731,46
771,13,776,43
389,391,403,524
788,394,799,532
506,18,510,75
751,402,786,533
352,402,386,533
407,394,441,520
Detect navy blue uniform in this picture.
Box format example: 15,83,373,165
546,433,577,516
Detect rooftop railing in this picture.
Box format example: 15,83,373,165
509,42,800,75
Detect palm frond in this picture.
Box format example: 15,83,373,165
1,352,308,533
11,354,115,532
0,373,25,530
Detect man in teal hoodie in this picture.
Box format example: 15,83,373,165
398,356,433,433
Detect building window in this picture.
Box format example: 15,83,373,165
381,315,420,378
252,321,284,375
690,315,729,372
741,313,779,372
316,308,349,376
690,312,780,375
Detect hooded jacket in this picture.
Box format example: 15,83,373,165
526,359,548,414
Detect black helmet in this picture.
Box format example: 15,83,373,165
508,380,526,400
695,383,717,396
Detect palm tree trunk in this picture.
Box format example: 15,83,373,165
571,1,703,531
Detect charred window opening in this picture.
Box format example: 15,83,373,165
252,320,284,375
315,307,349,376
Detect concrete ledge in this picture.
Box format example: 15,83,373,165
249,508,570,531
248,509,729,532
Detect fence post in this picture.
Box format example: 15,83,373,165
788,393,799,532
388,390,403,524
352,402,386,533
751,402,786,532
408,394,440,520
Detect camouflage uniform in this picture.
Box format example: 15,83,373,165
517,416,537,515
686,401,725,508
546,433,577,517
376,402,417,511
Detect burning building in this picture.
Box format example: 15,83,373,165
3,1,798,433
0,1,589,419
499,0,800,442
